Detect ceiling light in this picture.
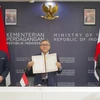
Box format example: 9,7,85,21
29,0,35,3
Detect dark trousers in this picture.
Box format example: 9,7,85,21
0,80,6,86
33,79,48,87
42,79,48,86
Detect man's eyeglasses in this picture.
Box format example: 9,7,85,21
40,44,50,47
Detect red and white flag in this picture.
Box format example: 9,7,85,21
20,73,29,87
94,29,100,81
0,6,11,86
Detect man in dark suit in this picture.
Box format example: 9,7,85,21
25,39,62,86
0,50,10,86
6,14,16,24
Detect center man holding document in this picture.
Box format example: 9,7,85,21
25,39,62,86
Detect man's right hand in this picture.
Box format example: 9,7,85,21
27,61,34,70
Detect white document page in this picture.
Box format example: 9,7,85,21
32,55,45,74
46,53,58,72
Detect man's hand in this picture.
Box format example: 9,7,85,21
0,76,4,83
27,61,34,70
56,62,62,69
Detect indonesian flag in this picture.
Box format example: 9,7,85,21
0,7,11,86
20,73,29,87
94,29,100,81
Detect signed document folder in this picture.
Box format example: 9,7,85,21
32,53,58,74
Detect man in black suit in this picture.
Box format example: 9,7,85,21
25,39,62,86
0,50,10,86
6,14,16,24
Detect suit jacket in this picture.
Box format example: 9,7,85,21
25,53,62,86
0,51,10,86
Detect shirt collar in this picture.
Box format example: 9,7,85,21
41,52,49,56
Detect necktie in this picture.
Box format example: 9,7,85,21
42,55,46,79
